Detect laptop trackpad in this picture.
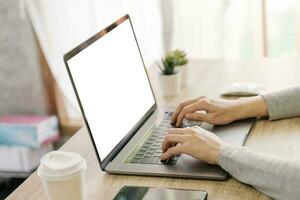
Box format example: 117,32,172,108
174,154,225,176
176,154,211,169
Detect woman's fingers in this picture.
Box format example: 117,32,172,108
166,128,196,136
171,99,199,124
166,128,188,135
185,112,211,123
175,100,210,127
160,145,184,161
161,134,185,153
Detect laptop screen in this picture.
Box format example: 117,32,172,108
66,16,155,161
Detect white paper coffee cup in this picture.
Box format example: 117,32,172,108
38,151,87,200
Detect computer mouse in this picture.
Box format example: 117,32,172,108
221,82,266,97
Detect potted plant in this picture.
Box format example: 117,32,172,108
172,49,188,88
156,53,180,97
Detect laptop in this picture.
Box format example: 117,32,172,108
64,14,254,180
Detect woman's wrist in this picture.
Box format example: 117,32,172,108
216,142,230,165
233,96,268,120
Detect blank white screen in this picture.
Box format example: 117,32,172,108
67,19,155,160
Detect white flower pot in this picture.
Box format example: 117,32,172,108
158,72,180,97
176,64,188,88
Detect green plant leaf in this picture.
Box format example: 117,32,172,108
158,49,188,75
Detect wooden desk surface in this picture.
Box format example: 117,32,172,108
8,59,300,200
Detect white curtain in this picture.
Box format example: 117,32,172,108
170,0,226,58
25,0,96,118
25,0,264,120
25,0,163,119
169,0,266,59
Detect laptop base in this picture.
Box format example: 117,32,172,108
105,110,254,180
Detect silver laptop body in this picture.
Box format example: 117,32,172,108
64,14,254,180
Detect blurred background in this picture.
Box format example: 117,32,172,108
0,0,299,198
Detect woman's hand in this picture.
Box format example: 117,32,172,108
160,127,227,165
171,97,241,127
171,96,268,127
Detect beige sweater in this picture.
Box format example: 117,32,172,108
219,86,300,200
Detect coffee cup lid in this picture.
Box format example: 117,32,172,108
38,151,86,181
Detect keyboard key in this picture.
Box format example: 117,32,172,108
156,149,163,154
169,156,179,161
134,154,143,159
149,156,160,164
145,152,153,156
143,154,152,158
130,158,140,163
143,144,151,148
140,157,151,164
152,144,160,148
148,136,156,140
155,159,164,165
164,155,179,165
154,152,161,157
166,159,177,165
141,147,148,151
147,150,155,154
136,152,143,156
138,149,146,153
145,140,154,145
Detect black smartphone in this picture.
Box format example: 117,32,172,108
113,186,208,200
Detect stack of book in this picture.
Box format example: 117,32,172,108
0,115,59,172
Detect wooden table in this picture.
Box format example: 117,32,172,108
7,59,300,200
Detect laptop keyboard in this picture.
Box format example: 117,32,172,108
126,111,202,165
